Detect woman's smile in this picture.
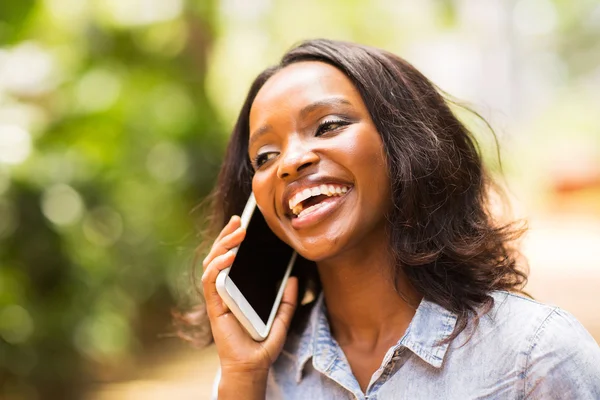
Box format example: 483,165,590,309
286,181,350,217
283,177,354,229
248,61,391,261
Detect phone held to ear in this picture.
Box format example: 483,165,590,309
215,193,297,341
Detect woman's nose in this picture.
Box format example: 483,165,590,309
276,142,320,179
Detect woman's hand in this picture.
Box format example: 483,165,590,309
201,215,298,397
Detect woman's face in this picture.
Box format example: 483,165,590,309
248,61,391,261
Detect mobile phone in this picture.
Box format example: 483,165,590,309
215,193,296,341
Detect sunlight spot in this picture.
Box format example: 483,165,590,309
74,311,131,362
514,0,557,36
221,0,271,20
44,0,90,28
146,141,188,183
0,42,57,96
0,305,34,344
41,184,84,226
98,0,184,27
0,124,32,165
0,103,48,138
75,68,121,113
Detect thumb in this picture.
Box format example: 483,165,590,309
264,277,298,353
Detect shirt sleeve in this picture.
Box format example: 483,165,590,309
524,308,600,399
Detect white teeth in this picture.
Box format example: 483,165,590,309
297,202,326,218
290,190,311,211
292,193,300,207
289,184,351,215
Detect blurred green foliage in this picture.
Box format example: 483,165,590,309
0,1,224,398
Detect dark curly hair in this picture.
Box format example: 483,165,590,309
176,39,528,344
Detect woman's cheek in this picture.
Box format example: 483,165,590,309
252,175,272,208
252,176,290,243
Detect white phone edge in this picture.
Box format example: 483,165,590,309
215,193,297,341
230,192,257,256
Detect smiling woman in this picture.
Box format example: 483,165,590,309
248,62,391,258
194,39,600,399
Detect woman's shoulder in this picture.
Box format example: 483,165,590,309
477,291,600,397
482,291,597,351
485,291,560,327
485,291,588,335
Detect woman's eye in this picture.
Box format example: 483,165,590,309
315,120,349,136
253,152,277,169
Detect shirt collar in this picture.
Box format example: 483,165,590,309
294,293,458,382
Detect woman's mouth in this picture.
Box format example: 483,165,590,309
288,184,352,229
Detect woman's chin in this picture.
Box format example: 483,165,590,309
295,243,343,263
285,224,357,264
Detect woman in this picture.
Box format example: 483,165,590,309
199,39,600,399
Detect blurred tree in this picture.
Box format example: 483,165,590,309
0,1,223,398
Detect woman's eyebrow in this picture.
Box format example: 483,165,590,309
249,97,353,149
299,97,352,119
249,124,272,150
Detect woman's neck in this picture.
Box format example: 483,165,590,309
316,234,421,348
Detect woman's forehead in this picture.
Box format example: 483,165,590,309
249,62,361,127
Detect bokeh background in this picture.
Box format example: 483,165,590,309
1,0,599,399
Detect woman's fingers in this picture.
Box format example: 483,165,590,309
265,277,298,353
201,250,236,319
202,215,298,364
202,215,241,268
203,227,246,269
200,215,248,332
215,215,241,242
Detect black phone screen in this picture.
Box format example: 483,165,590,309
228,208,295,324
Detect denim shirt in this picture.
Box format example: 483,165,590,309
257,291,600,399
